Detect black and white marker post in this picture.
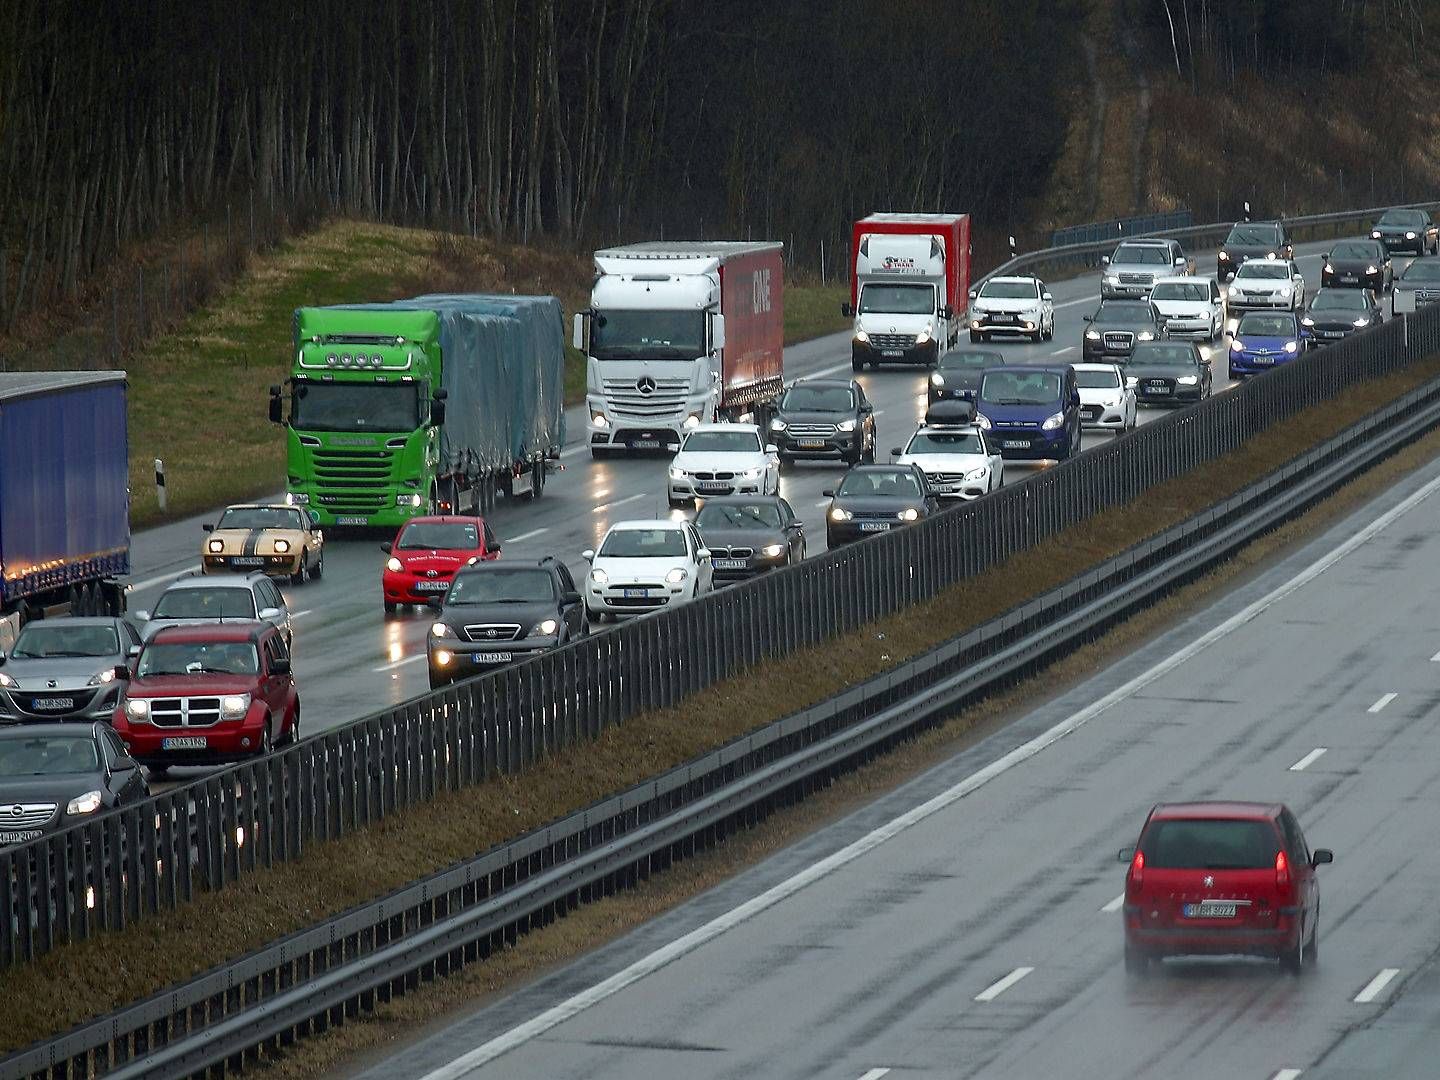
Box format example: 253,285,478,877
154,457,167,513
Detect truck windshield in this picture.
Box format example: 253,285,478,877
290,382,421,432
858,284,934,315
591,310,704,359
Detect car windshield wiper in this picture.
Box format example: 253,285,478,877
30,651,102,658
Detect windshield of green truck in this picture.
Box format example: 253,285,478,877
290,382,421,432
591,310,704,360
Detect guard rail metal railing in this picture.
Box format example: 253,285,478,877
11,301,1440,1080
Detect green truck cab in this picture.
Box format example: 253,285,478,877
270,296,566,528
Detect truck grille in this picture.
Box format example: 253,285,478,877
1103,332,1134,350
869,333,916,351
786,423,837,438
311,447,395,484
602,378,690,421
149,697,223,728
461,624,523,643
0,804,56,829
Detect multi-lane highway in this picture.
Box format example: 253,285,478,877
120,236,1402,737
345,383,1440,1080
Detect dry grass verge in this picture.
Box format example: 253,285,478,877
4,355,1440,1056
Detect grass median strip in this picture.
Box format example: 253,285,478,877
4,354,1440,1056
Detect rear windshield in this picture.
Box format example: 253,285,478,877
1142,818,1279,869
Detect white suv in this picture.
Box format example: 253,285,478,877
892,421,1003,500
582,520,714,621
667,423,779,508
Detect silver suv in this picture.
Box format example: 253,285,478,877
133,572,292,647
1101,240,1192,300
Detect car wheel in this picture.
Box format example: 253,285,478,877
1124,943,1150,976
1280,927,1305,974
148,765,171,781
310,551,323,580
291,552,308,586
862,440,875,464
1303,914,1320,964
969,330,981,344
667,497,688,510
852,356,865,372
384,600,399,616
285,703,301,745
260,720,273,756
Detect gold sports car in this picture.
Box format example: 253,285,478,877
202,504,325,583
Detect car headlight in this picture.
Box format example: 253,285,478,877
87,668,117,687
286,492,310,505
466,555,480,565
898,508,920,522
1324,263,1334,273
770,418,787,432
974,413,991,429
431,622,453,638
0,672,15,689
386,557,403,573
1104,273,1120,283
589,410,608,428
66,790,103,816
273,538,291,554
837,418,857,432
964,467,989,481
668,466,685,481
1137,331,1155,341
1125,375,1138,388
682,412,702,429
1177,375,1199,385
1278,286,1292,297
1366,265,1379,274
830,507,852,522
1284,340,1298,353
1406,231,1417,240
125,698,150,721
740,466,764,480
854,330,869,344
1371,231,1382,239
665,567,689,584
1267,251,1277,259
915,328,932,346
529,619,559,636
761,543,785,558
930,372,945,387
1353,317,1370,327
1085,329,1101,341
1231,339,1246,352
1218,251,1230,261
590,567,609,585
220,694,250,720
207,539,224,553
1041,411,1066,431
1301,316,1315,326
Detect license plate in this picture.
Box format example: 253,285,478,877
1183,902,1237,919
0,830,42,845
881,349,903,357
991,314,1015,324
713,558,747,570
797,440,826,449
31,697,75,710
1082,407,1099,419
1003,440,1030,449
1341,275,1357,283
336,516,368,525
858,522,892,532
230,556,264,567
1255,356,1275,364
696,482,729,492
1147,385,1171,394
1319,330,1342,338
471,652,512,664
162,736,207,750
414,580,450,592
631,439,660,449
622,587,650,597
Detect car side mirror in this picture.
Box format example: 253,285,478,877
1042,292,1052,301
890,447,903,457
1321,252,1329,261
697,548,711,561
259,607,282,620
1082,314,1093,323
968,289,978,301
380,541,392,554
840,303,855,318
134,610,150,622
1101,255,1110,265
765,444,778,455
113,665,131,681
821,489,835,498
1311,848,1333,867
1070,393,1081,406
202,523,214,533
490,543,501,554
114,755,139,771
1117,847,1134,863
561,591,581,606
1174,257,1186,267
581,549,595,562
0,652,7,666
1224,329,1234,338
431,399,447,426
268,387,283,426
271,657,292,676
127,644,141,657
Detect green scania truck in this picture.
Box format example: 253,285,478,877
269,294,566,528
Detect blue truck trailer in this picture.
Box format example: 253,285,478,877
0,372,130,644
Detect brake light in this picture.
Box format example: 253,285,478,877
1275,849,1290,890
1128,850,1145,892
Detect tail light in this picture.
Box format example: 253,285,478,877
1275,850,1290,890
1127,850,1145,894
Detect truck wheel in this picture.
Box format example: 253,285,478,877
527,463,546,500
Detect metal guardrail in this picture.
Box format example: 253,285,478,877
4,200,1440,977
11,303,1440,1079
1051,209,1194,248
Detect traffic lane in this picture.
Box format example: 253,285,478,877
356,458,1440,1080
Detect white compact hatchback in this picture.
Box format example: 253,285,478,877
581,520,714,621
1148,277,1225,340
667,423,779,508
892,418,1002,500
1073,363,1137,435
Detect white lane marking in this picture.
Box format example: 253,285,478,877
974,966,1034,1002
1368,693,1397,714
593,493,645,514
414,467,1440,1078
372,653,425,673
1271,1070,1304,1080
505,527,550,544
1101,893,1125,913
815,500,831,508
290,610,313,619
1055,296,1095,310
127,565,200,592
810,361,852,378
1354,968,1401,1003
1049,346,1077,356
857,1071,891,1080
1289,747,1327,772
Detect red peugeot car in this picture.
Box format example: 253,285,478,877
1120,801,1333,974
112,622,300,777
381,515,499,614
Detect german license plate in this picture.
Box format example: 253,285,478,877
1183,902,1237,919
1003,440,1029,449
1255,356,1275,364
858,522,891,532
631,439,660,449
1082,407,1099,419
472,652,512,664
713,558,747,570
162,736,207,750
0,830,42,845
31,697,75,711
336,516,368,525
991,314,1014,323
1148,385,1171,394
697,481,728,492
414,580,450,592
798,440,826,449
1320,330,1342,338
882,349,903,357
231,556,264,567
622,587,650,597
1341,275,1357,283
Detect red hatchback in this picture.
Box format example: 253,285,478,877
1120,801,1333,974
381,515,499,614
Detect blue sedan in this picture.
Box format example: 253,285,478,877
1226,311,1310,379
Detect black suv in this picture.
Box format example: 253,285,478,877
426,557,585,688
1081,299,1168,363
1217,220,1294,280
769,379,876,466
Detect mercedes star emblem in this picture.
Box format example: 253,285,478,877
636,376,657,395
1203,874,1214,888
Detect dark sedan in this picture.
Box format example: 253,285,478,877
0,723,149,846
1371,208,1438,256
1123,342,1212,404
694,496,806,582
1082,300,1168,363
823,464,938,548
1216,221,1293,280
928,348,1003,404
1302,288,1382,345
1392,259,1440,317
1321,240,1391,293
0,617,142,724
769,379,876,466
